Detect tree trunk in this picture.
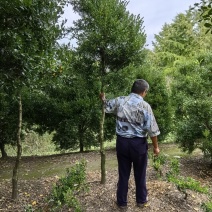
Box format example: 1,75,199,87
79,139,84,152
12,94,22,199
100,101,106,184
99,47,106,184
0,142,8,159
79,125,84,152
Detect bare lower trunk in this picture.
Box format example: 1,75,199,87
12,94,22,199
79,125,84,152
100,103,106,184
0,142,8,159
100,47,106,184
79,136,84,152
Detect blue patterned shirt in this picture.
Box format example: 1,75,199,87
104,93,160,138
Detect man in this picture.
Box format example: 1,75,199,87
100,79,160,209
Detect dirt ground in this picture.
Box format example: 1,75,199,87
0,147,212,212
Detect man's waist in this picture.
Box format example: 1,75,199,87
116,133,147,139
116,134,148,143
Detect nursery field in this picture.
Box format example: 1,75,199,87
0,144,212,211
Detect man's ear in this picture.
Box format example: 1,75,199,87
140,91,146,97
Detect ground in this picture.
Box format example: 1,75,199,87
0,144,212,212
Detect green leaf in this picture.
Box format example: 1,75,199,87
204,22,212,27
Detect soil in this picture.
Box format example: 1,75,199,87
0,146,212,212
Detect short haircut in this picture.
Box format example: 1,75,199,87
131,79,149,94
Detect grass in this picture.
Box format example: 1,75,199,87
158,143,203,158
0,153,117,181
0,131,203,181
4,132,116,157
5,131,60,157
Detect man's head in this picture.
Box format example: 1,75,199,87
131,79,149,96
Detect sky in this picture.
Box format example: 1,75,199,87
61,0,201,49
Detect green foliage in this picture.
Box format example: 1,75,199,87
0,92,18,153
70,0,147,113
153,11,199,64
0,0,69,156
167,175,209,199
68,0,147,182
152,153,167,178
153,7,212,161
135,51,173,141
201,201,212,212
171,54,212,161
166,158,180,177
166,158,209,199
200,130,212,160
192,0,212,34
0,0,68,89
48,160,88,211
151,155,209,200
5,134,58,157
70,0,146,73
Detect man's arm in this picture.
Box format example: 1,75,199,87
99,93,118,114
99,93,106,102
150,136,160,156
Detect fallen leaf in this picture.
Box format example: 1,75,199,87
32,201,37,205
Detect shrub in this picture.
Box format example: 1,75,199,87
151,153,167,178
166,158,208,199
48,159,88,211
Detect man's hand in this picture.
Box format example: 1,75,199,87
99,93,105,101
150,136,160,156
153,147,160,156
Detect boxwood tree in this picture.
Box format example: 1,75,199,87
0,0,68,199
152,6,212,163
70,0,146,183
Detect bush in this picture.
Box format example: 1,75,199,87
166,158,208,199
171,54,212,162
151,156,209,200
151,153,167,178
48,159,88,211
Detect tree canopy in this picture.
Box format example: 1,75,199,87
153,6,212,161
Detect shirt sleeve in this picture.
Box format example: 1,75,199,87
104,98,119,114
145,104,160,137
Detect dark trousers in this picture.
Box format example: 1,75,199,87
116,135,148,206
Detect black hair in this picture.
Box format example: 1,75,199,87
131,79,149,94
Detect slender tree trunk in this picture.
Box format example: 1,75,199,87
12,94,22,199
99,47,106,184
79,134,84,152
0,142,8,159
100,103,106,184
79,138,84,152
78,125,84,152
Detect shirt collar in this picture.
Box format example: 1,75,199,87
130,93,143,100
